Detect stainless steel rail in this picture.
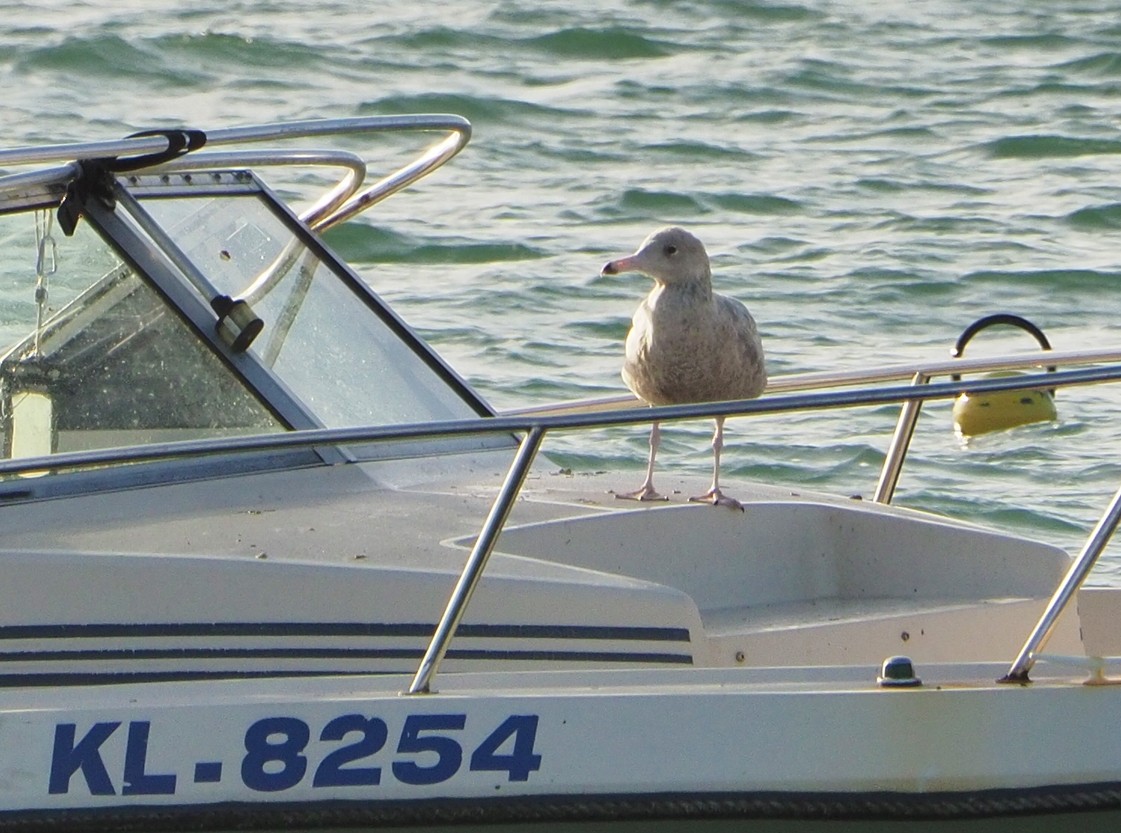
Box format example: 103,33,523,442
875,372,930,504
1002,481,1121,683
506,347,1113,414
408,427,546,695
508,347,1121,506
3,358,1118,479
0,115,472,229
145,148,369,232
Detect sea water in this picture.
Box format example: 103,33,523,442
3,0,1121,578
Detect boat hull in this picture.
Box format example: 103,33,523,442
6,665,1121,830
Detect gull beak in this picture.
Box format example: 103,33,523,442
601,254,639,276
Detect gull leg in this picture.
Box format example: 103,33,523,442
690,417,744,511
617,421,668,502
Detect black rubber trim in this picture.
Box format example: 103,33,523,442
2,783,1121,832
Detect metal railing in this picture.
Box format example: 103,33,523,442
410,354,1121,692
0,115,472,231
1002,481,1121,683
4,350,1118,479
506,346,1121,507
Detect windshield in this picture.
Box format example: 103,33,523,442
0,169,489,467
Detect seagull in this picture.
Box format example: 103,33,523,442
601,227,766,510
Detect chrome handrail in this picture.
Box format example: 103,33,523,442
1002,482,1121,683
0,115,472,230
506,347,1121,415
2,357,1118,479
874,371,931,504
408,427,546,695
506,346,1121,506
146,148,369,232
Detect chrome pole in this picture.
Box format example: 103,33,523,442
407,426,545,694
313,124,470,231
1002,481,1121,683
873,372,929,504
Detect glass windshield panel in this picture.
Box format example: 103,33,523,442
141,192,482,428
0,210,283,460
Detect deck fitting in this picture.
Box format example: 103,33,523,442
878,655,922,688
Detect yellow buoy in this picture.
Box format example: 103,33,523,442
950,315,1057,438
952,372,1057,437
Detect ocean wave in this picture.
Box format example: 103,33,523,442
1065,203,1121,229
985,134,1121,159
358,93,580,125
375,24,670,61
963,268,1121,289
523,27,671,60
15,31,321,81
323,225,547,265
1055,51,1121,77
639,139,763,161
707,192,804,215
617,188,706,216
981,33,1077,51
563,317,632,341
16,35,185,80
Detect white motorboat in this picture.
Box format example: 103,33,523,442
1,116,1121,831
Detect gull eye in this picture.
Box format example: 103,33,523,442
664,245,678,256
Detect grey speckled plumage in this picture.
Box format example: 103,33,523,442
602,226,766,510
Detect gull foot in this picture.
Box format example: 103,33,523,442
615,486,669,502
689,489,745,512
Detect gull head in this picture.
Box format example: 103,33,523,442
601,226,711,286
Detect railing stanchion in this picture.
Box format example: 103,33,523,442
1001,481,1121,683
407,426,546,695
873,372,929,504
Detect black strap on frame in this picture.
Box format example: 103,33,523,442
57,128,207,236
